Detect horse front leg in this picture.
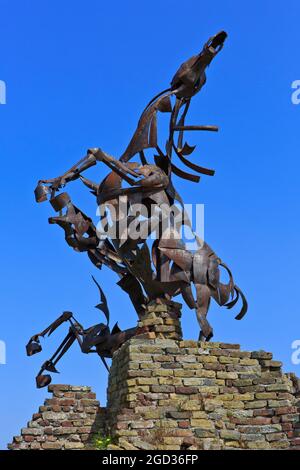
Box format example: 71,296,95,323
195,284,213,342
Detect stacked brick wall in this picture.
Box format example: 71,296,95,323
107,338,300,450
8,385,106,450
8,340,300,450
137,300,183,341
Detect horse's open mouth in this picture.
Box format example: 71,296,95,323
207,30,228,53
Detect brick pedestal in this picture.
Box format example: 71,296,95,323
137,300,182,341
8,341,300,450
106,338,300,450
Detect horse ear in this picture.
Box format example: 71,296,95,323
92,276,110,326
111,322,122,335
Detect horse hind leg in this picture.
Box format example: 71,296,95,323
198,317,213,342
195,284,213,342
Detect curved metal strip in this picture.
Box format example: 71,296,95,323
171,163,200,182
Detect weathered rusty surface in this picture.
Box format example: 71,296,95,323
29,31,248,387
26,278,137,387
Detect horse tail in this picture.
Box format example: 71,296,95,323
229,285,248,320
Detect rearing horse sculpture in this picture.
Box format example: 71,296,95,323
29,31,247,387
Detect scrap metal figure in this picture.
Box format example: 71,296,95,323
29,31,248,386
26,278,137,387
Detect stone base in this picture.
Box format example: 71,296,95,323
107,338,300,450
8,385,106,450
137,299,182,341
8,340,300,450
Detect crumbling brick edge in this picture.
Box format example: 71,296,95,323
8,385,107,450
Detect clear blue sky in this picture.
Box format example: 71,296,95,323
0,0,299,449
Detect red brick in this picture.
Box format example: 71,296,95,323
220,343,240,349
291,438,300,446
204,363,225,371
231,417,272,425
63,392,75,398
281,423,293,431
48,385,69,392
62,406,71,412
51,406,62,412
253,409,274,417
220,387,239,394
49,398,62,405
60,399,75,406
39,420,50,427
275,406,297,415
171,429,194,437
277,393,293,400
175,386,198,395
77,427,91,434
249,418,272,425
61,421,73,427
178,421,190,428
271,416,281,424
116,422,128,430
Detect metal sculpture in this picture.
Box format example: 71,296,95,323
26,278,137,388
29,31,248,387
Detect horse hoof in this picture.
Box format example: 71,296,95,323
198,331,205,341
206,331,214,341
198,330,213,342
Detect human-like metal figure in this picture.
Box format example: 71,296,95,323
26,278,137,387
29,31,247,387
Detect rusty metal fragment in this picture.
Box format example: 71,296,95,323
27,280,137,387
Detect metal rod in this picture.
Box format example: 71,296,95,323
173,125,219,132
